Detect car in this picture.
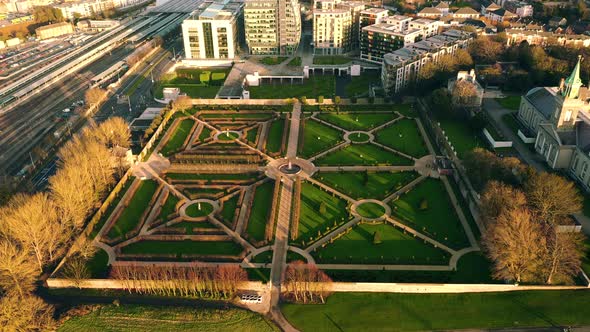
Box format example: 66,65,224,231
62,108,71,113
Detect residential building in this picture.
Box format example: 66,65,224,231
244,0,301,55
409,18,441,38
516,57,590,192
504,0,533,17
447,69,484,110
416,6,442,18
481,2,501,14
505,29,590,48
548,16,567,28
385,14,412,32
312,0,364,54
182,0,243,60
435,2,450,15
381,29,473,94
359,7,389,29
35,22,74,40
485,7,518,22
360,23,421,63
52,0,145,20
452,7,479,19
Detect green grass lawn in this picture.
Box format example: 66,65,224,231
106,180,158,239
157,194,179,221
58,304,279,332
260,56,288,65
198,126,213,142
120,239,243,257
246,181,275,242
438,118,486,159
86,248,109,278
282,290,590,332
90,176,135,239
496,95,521,110
374,118,429,158
316,113,396,131
155,68,229,99
299,119,343,158
266,116,286,154
313,222,449,264
502,112,521,136
165,173,261,181
313,56,351,65
245,127,258,144
249,76,335,99
287,57,302,67
314,143,413,166
390,178,470,250
343,72,381,97
220,194,239,226
295,182,350,246
199,113,274,120
356,202,385,218
185,202,214,217
169,221,218,234
314,171,418,200
160,118,195,156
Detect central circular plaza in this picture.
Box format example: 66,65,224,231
356,202,386,219
216,130,240,141
279,163,302,174
185,201,214,217
345,131,373,144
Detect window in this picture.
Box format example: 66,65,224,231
581,162,588,179
564,110,573,122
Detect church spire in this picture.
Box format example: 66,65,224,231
563,55,583,99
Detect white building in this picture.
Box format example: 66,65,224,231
381,29,473,94
409,18,441,38
182,0,243,60
244,0,301,55
312,0,364,54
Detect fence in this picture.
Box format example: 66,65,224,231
483,128,513,148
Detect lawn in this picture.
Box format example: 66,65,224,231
198,126,213,141
106,180,159,239
90,176,135,239
200,113,274,120
169,221,218,234
313,56,351,65
314,143,414,166
248,75,335,99
246,181,275,242
220,194,239,226
314,171,419,200
282,290,590,331
185,202,214,217
266,116,286,154
496,95,521,110
165,172,261,181
160,118,195,156
343,72,382,97
260,56,288,65
287,57,302,67
158,194,179,220
86,248,109,278
155,68,229,99
245,127,258,144
295,182,350,246
502,112,521,136
390,178,470,250
119,239,243,257
438,118,486,159
58,305,279,332
299,119,343,158
315,113,396,131
374,118,429,158
313,222,449,264
356,202,385,218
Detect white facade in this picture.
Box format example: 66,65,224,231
313,9,352,54
244,0,301,55
409,18,441,38
182,0,242,60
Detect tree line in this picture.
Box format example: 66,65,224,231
0,117,130,330
464,148,587,285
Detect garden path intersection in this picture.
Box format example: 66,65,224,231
91,102,481,319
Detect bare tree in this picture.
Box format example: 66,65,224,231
172,95,193,111
0,293,56,331
482,208,546,283
480,181,527,225
524,172,582,224
542,229,585,285
452,80,478,107
0,193,70,271
85,87,107,106
94,117,131,149
0,239,38,297
62,256,90,288
284,261,332,303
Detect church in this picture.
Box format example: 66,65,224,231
517,56,590,191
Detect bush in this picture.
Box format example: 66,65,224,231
300,96,307,104
368,96,375,104
334,96,341,104
373,231,382,244
419,198,428,211
350,97,357,104
318,96,324,104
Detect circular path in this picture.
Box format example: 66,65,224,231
179,199,219,220
350,199,391,221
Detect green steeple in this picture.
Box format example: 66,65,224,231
563,55,583,99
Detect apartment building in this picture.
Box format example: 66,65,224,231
35,22,74,40
244,0,300,55
182,0,243,60
409,18,441,38
381,29,473,94
360,23,420,63
312,0,364,54
53,0,146,19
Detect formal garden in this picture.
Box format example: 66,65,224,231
154,67,231,99
66,102,480,285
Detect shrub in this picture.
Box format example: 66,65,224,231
318,96,324,104
300,96,307,104
368,96,375,104
319,201,327,214
373,231,381,244
334,96,341,104
350,96,357,104
419,198,428,211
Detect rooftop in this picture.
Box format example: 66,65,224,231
188,0,243,20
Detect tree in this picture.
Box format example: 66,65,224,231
85,87,107,106
483,208,546,283
94,117,131,149
419,198,428,211
0,293,56,331
172,95,193,111
0,239,38,297
318,201,327,214
0,193,70,271
33,6,64,23
62,256,90,289
541,230,585,285
524,172,582,224
428,88,453,118
362,170,369,186
283,261,332,303
452,80,478,107
469,36,504,64
372,231,381,244
480,181,527,225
